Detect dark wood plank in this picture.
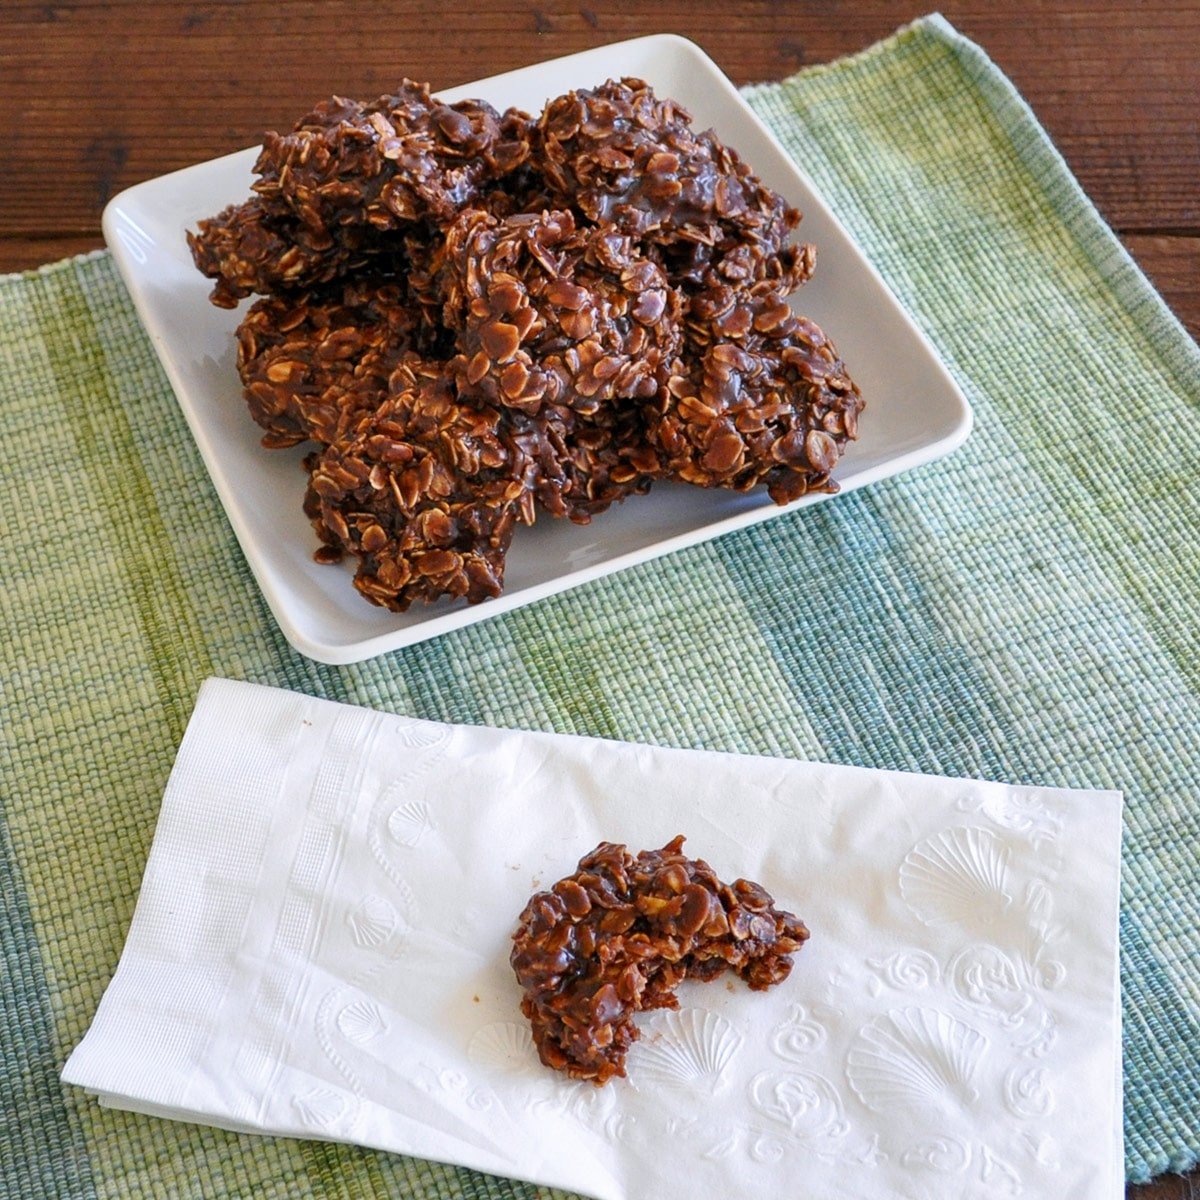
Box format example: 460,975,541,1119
944,3,1200,233
1133,1173,1200,1200
1,1,1198,237
1122,235,1200,342
0,236,104,275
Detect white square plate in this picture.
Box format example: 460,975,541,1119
103,35,972,664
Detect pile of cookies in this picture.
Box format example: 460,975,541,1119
190,78,863,612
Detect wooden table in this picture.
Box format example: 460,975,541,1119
5,3,1196,1197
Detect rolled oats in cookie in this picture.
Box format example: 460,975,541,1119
252,85,532,233
307,361,540,610
188,86,531,306
511,836,809,1085
536,78,809,287
526,400,665,523
650,280,864,503
439,207,683,416
236,273,425,447
188,197,382,307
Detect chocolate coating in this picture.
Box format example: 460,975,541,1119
650,280,864,503
236,272,424,446
512,836,809,1085
306,361,540,611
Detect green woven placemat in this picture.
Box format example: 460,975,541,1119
2,14,1197,1195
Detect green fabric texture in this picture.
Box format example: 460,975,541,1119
1,13,1197,1194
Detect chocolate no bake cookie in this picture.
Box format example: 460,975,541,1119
511,836,809,1084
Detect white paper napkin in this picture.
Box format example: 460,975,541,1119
64,678,1124,1199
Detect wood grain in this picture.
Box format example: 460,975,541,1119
3,0,1199,228
0,237,104,275
1122,236,1200,340
2,0,1197,341
4,5,1198,1195
1136,1173,1200,1200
